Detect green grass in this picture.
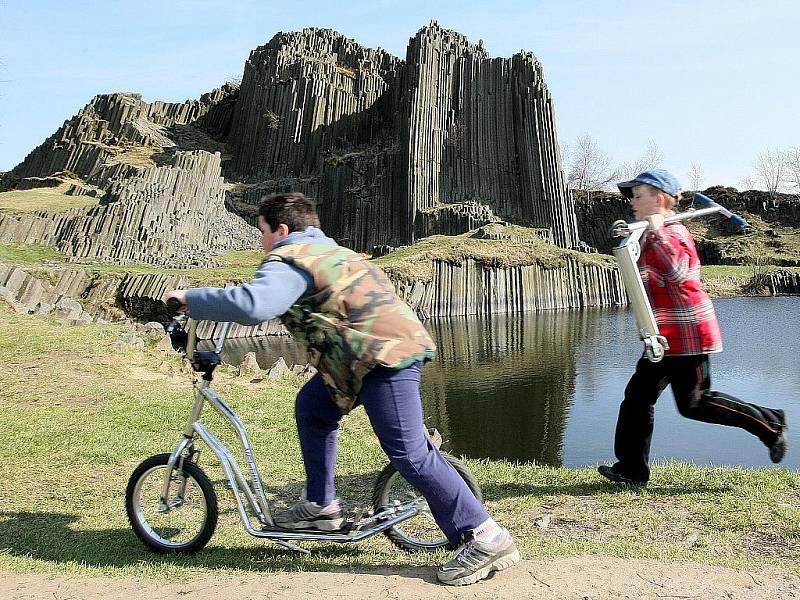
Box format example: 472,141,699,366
0,243,263,287
216,249,265,268
702,265,800,278
0,184,100,214
374,226,615,282
103,144,162,168
0,302,798,579
0,243,67,264
689,213,800,267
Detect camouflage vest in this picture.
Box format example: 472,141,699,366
267,243,436,413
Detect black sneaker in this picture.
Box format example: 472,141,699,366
769,410,788,464
597,464,647,488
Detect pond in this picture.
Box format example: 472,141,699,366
222,297,800,470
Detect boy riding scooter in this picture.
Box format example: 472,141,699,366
166,192,520,586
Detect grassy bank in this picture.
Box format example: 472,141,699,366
0,302,798,579
0,183,100,214
688,212,800,267
0,243,264,287
700,265,800,297
374,226,615,282
6,241,800,298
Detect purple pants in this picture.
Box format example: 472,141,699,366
295,362,489,543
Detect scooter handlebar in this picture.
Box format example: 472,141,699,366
693,193,749,230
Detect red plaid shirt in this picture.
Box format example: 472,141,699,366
639,222,722,356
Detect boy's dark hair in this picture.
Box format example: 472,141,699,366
258,192,320,233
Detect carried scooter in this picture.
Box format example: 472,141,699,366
610,193,749,362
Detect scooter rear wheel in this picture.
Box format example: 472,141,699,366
125,453,218,553
372,453,482,552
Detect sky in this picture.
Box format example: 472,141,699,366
1,0,798,189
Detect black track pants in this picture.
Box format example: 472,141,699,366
612,355,784,483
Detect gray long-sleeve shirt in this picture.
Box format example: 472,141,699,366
185,226,337,325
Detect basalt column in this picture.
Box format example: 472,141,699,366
226,28,409,250
401,23,579,247
228,29,402,177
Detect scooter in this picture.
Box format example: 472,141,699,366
125,299,481,554
610,193,749,362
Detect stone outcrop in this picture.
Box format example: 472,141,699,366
392,258,625,318
227,29,401,179
0,151,258,266
573,190,633,254
0,23,636,321
3,23,585,260
698,187,800,226
0,86,251,267
222,23,579,251
0,263,120,322
0,262,286,335
574,188,800,238
767,270,800,294
1,85,238,188
401,25,578,248
415,202,504,238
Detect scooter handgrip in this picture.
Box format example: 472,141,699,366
693,193,749,229
729,213,748,229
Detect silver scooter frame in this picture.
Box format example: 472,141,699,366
611,193,748,362
159,317,424,553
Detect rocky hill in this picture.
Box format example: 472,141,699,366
1,21,578,267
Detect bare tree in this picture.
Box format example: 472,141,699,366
687,162,704,191
753,147,787,194
642,139,664,170
617,139,664,180
739,176,756,190
784,146,800,195
566,134,618,191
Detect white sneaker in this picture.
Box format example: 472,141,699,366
437,529,521,586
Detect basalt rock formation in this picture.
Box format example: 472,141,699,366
392,258,624,319
574,187,800,265
0,150,257,267
2,22,580,259
225,23,579,250
2,85,237,188
0,22,631,321
0,84,256,267
0,262,287,335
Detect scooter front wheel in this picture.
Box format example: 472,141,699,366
372,453,482,552
125,453,218,553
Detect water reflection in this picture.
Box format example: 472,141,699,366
421,311,596,465
219,297,799,469
223,335,307,368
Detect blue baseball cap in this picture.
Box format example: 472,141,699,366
617,169,681,199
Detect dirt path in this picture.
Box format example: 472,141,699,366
3,558,798,600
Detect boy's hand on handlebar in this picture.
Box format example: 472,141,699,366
165,290,189,314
